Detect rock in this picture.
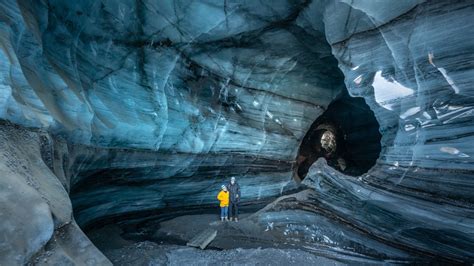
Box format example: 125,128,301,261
186,228,217,250
31,223,111,266
0,121,110,264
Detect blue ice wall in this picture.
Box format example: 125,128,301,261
307,0,474,261
0,0,343,152
1,0,347,226
1,0,474,263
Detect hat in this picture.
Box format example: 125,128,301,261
221,185,226,189
231,176,236,181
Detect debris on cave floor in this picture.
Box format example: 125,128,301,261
87,190,420,265
152,212,284,250
186,228,217,249
88,212,345,265
103,241,344,266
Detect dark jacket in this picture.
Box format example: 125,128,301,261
227,182,241,203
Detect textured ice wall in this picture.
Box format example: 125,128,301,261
1,0,474,263
326,0,474,200
1,0,347,226
1,0,343,150
301,0,474,262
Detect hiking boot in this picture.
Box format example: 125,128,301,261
234,218,238,222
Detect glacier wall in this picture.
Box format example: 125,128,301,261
327,0,474,201
1,0,346,228
1,0,474,264
306,0,474,262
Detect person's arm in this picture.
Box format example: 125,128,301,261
237,184,241,199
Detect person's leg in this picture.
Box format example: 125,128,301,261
235,203,239,221
234,202,238,219
220,207,224,221
228,202,233,221
233,202,238,219
224,206,229,221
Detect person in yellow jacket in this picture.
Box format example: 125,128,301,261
217,185,230,221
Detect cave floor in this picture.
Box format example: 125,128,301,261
86,211,345,265
101,241,344,265
84,191,418,265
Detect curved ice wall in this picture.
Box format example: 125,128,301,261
1,0,474,264
1,0,346,225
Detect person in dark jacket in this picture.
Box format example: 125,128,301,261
227,176,241,221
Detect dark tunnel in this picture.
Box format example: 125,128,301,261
295,93,382,180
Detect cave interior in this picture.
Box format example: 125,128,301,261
1,0,474,265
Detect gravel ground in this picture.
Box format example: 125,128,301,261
104,241,345,266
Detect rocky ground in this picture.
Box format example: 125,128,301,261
86,192,423,265
104,241,343,266
88,213,345,265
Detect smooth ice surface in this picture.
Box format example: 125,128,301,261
1,0,474,264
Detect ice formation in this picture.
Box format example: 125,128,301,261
1,0,473,264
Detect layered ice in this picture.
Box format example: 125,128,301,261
1,0,474,264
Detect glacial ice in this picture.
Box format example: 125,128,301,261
1,0,474,264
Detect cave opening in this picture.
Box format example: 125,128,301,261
294,93,382,180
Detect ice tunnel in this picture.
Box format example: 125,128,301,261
294,93,382,180
1,0,474,265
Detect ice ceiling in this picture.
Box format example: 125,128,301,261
1,0,474,264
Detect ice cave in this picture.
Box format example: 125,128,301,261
1,0,474,265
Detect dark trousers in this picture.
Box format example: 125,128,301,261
229,202,239,218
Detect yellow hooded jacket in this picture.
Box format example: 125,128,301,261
217,190,230,207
